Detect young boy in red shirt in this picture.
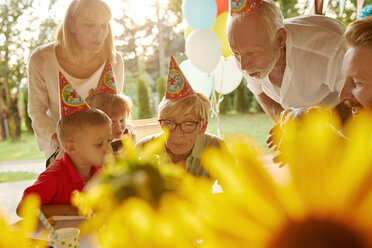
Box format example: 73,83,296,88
17,73,113,218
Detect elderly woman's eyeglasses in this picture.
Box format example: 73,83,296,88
158,119,200,133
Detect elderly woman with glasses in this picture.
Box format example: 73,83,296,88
136,56,222,177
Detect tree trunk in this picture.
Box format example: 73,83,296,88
7,100,21,141
0,89,7,139
0,110,7,140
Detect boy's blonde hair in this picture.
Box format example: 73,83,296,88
86,92,133,119
57,108,112,146
343,16,372,49
55,0,115,63
158,92,211,126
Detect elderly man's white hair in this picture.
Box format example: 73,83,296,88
227,0,285,42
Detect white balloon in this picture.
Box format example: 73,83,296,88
180,59,213,98
185,29,222,73
213,56,243,95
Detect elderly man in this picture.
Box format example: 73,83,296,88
339,16,372,112
270,17,372,167
227,0,348,120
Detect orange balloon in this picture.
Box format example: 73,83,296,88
215,0,229,16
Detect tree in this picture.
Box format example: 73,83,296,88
0,0,34,140
168,0,183,24
0,0,57,140
137,77,153,119
234,80,250,113
157,76,166,101
219,94,233,114
114,0,185,83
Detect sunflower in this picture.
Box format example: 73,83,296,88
72,130,212,248
0,194,48,248
199,109,372,248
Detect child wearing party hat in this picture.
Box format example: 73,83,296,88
17,72,113,218
85,60,135,155
136,55,223,177
45,60,122,167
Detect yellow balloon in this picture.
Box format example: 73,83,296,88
184,25,193,40
211,11,232,57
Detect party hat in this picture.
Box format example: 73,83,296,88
230,0,263,15
166,55,194,99
59,72,89,118
95,60,118,94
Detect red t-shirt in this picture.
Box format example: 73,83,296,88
23,153,101,204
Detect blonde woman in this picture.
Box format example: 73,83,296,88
27,0,124,164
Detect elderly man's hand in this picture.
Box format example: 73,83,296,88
267,108,303,150
268,106,332,167
267,124,287,168
266,124,280,150
267,107,318,167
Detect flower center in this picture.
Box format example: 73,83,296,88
268,218,368,248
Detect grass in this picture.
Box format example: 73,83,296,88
206,112,274,149
0,132,44,162
0,171,38,183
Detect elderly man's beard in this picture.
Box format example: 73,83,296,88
344,100,362,115
245,39,281,80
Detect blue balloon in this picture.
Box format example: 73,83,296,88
359,4,372,19
182,0,217,30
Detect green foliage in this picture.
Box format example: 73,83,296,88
0,0,35,140
219,94,233,114
0,0,56,141
234,80,250,113
276,0,300,18
250,95,264,113
124,72,138,118
115,1,185,81
330,0,357,25
246,89,264,113
274,0,363,25
168,0,183,24
330,0,372,25
136,77,153,119
157,75,166,101
0,171,38,183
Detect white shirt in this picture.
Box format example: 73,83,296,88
246,15,346,109
27,42,124,157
